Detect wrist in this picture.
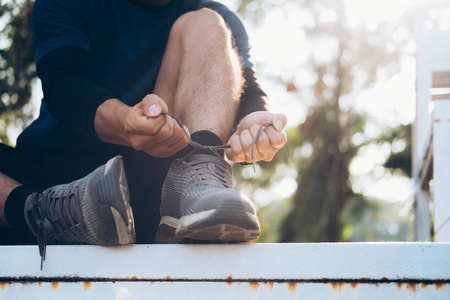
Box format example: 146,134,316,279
94,99,131,146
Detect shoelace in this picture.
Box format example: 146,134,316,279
161,110,272,172
33,188,83,270
184,155,233,188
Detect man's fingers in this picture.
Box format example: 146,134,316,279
225,112,288,163
145,137,188,158
250,124,271,161
137,123,189,157
166,131,190,152
183,125,190,138
266,126,287,149
125,111,167,135
139,117,188,144
239,129,255,162
226,134,245,163
151,116,176,142
272,114,287,132
141,94,169,118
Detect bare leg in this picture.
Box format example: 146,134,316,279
153,8,243,143
0,172,20,227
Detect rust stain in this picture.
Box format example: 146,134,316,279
51,282,59,292
380,277,389,281
37,282,42,288
360,277,371,281
226,275,233,286
350,282,358,290
0,282,7,290
287,282,298,293
406,283,418,293
263,282,274,289
421,283,428,290
330,282,344,295
396,282,403,292
149,282,154,285
165,275,172,280
435,283,445,291
83,282,92,291
248,282,259,291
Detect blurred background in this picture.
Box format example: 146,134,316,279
1,0,449,242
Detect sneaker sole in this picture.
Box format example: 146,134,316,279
155,199,260,244
97,156,136,245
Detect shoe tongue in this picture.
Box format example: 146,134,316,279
186,154,223,172
184,154,233,188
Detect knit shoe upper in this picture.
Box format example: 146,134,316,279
24,155,135,269
155,152,260,244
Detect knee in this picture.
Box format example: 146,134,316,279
171,8,231,45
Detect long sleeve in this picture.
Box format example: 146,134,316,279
37,46,115,140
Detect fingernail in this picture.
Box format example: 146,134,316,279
275,120,283,131
148,104,160,116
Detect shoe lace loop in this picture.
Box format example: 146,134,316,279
161,110,272,171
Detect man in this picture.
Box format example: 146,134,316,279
0,0,287,265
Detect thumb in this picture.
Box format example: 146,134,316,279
141,94,167,118
267,113,287,132
239,112,288,134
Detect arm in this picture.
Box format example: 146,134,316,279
94,96,189,157
37,47,189,157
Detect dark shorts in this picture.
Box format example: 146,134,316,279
0,143,175,244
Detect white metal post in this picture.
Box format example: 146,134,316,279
432,99,450,241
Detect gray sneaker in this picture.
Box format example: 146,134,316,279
24,155,135,269
155,152,260,244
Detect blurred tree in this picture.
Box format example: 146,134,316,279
0,0,35,145
377,123,412,178
236,0,409,242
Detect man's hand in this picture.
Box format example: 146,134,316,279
95,95,190,158
226,111,287,163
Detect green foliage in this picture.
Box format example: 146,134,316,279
376,124,412,178
0,0,36,145
236,0,279,25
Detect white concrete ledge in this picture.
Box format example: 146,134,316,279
1,242,450,281
2,243,450,299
